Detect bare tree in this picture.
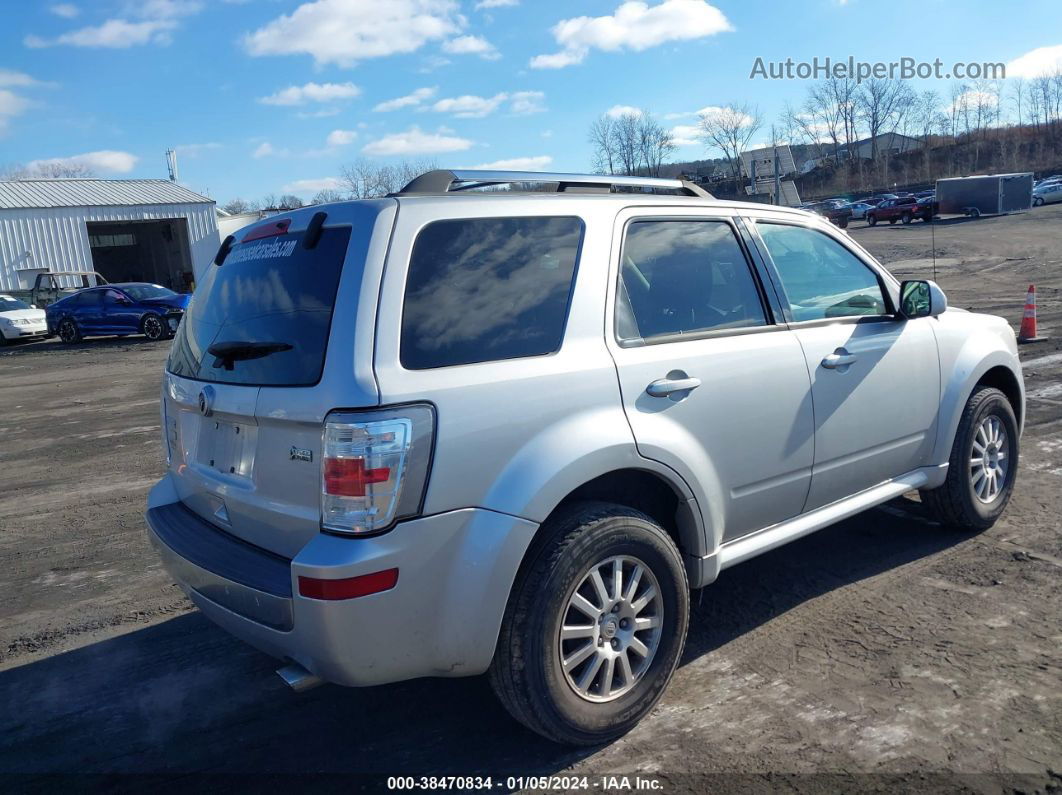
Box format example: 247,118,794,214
1,161,96,179
277,194,304,210
310,188,346,205
611,111,642,175
222,198,252,214
698,103,763,179
588,114,617,175
260,193,279,209
1010,77,1026,128
339,158,439,197
855,79,908,162
637,112,675,177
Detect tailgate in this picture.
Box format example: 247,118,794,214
162,201,395,558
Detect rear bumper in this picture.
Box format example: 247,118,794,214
145,475,538,687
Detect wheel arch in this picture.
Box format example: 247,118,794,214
934,348,1024,465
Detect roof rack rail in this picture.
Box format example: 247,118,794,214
396,169,713,198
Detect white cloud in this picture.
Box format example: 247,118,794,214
0,70,44,88
258,81,360,106
25,19,178,48
374,86,437,112
50,3,80,18
243,0,463,67
326,129,358,146
362,126,473,156
296,108,342,119
26,150,138,174
1007,44,1062,79
134,0,203,19
0,90,30,132
284,177,344,193
442,35,500,60
467,155,552,170
531,0,733,69
670,124,701,147
429,91,545,118
432,92,509,118
175,142,222,156
606,104,643,118
253,142,289,158
475,0,517,8
510,90,546,114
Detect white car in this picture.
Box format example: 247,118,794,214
848,201,874,220
1032,182,1062,206
0,294,49,344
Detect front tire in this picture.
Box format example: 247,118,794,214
489,502,689,746
867,215,878,226
57,318,82,344
920,386,1018,530
141,313,167,341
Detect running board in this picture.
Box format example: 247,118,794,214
717,470,930,571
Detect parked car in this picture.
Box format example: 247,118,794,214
0,294,49,344
847,201,874,220
914,190,936,199
46,282,190,343
861,197,886,206
1032,181,1062,206
146,169,1024,746
804,199,853,228
866,196,920,225
914,196,939,221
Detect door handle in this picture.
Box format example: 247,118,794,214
646,376,702,397
821,351,857,369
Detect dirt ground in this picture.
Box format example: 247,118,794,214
0,204,1060,792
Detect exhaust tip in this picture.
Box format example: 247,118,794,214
277,663,323,693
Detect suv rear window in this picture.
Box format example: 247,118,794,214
400,216,583,370
167,227,351,386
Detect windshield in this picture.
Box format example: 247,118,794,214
167,226,351,386
121,284,177,301
0,296,32,312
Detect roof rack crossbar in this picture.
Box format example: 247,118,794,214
397,169,712,198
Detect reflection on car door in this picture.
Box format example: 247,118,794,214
752,220,940,511
75,289,104,334
101,289,139,334
607,211,815,543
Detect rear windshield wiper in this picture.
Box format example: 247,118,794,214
207,341,293,371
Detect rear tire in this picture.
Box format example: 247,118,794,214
838,217,849,229
489,502,689,746
920,387,1018,530
901,212,912,224
1033,197,1044,207
57,318,81,344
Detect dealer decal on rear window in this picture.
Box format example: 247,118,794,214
226,238,298,265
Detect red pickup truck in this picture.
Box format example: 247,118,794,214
866,196,920,225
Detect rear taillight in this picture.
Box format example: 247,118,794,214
321,405,434,536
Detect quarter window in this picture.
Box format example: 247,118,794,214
756,223,888,321
401,216,583,370
617,220,767,342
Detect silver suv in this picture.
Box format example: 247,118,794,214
147,170,1024,745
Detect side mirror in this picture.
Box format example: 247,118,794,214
900,279,947,319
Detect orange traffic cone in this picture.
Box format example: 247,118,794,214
1018,284,1046,344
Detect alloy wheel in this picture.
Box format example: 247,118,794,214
970,415,1009,503
558,555,663,703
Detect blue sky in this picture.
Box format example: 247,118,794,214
2,0,1061,204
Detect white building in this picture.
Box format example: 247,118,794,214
0,179,220,293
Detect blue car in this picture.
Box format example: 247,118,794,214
47,282,191,343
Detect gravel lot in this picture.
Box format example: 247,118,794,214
1,204,1060,791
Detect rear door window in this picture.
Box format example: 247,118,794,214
618,220,768,341
400,216,584,370
167,227,351,386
